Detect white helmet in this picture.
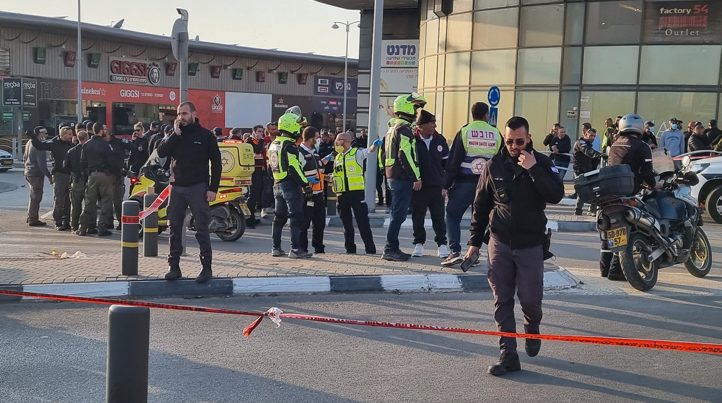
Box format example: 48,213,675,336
618,113,644,136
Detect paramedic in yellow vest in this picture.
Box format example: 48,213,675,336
332,131,381,254
380,93,426,262
441,102,502,267
268,111,318,259
299,126,332,254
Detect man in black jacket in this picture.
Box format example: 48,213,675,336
548,126,571,180
464,116,564,376
688,122,711,153
573,128,602,216
63,130,89,232
704,119,722,147
30,125,75,230
410,110,450,259
158,102,222,284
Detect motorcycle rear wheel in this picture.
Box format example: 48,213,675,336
619,233,658,292
215,207,245,242
685,229,712,278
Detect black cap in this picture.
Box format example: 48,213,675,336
416,109,436,126
150,121,160,127
213,127,223,136
695,122,704,129
644,121,654,127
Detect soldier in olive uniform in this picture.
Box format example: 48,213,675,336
77,123,119,236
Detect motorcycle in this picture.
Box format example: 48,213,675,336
129,163,250,242
578,165,712,292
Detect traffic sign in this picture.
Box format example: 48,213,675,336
489,107,498,127
487,86,501,107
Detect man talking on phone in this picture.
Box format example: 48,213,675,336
464,116,563,376
157,102,222,283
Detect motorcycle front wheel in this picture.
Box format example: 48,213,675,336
619,233,659,292
215,207,245,242
685,229,712,278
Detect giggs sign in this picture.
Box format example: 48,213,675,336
109,58,161,86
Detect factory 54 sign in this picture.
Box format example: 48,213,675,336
109,57,162,86
644,1,722,43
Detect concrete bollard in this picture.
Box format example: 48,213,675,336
121,200,139,276
106,305,149,403
142,193,158,257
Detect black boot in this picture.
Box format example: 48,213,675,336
487,351,521,376
165,264,182,281
607,270,626,281
196,257,212,283
524,326,541,358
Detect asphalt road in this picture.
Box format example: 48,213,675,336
1,292,721,402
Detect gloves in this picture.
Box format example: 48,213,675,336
307,177,320,185
373,138,383,147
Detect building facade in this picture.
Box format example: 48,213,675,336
0,11,358,144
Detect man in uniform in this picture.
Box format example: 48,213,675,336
268,111,317,258
64,130,89,232
78,123,118,237
299,126,332,254
442,102,502,266
108,130,133,229
24,127,53,227
464,116,564,376
30,124,75,230
158,102,222,283
572,128,602,216
380,93,426,261
245,124,267,228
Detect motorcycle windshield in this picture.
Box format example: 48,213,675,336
652,148,675,175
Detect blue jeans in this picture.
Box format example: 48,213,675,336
272,180,304,251
445,180,478,254
385,178,413,252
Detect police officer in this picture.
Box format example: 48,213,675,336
464,116,564,376
146,121,164,154
299,126,332,254
128,122,149,177
29,124,75,230
245,124,267,228
442,102,502,266
158,102,222,284
601,113,656,281
78,123,118,237
333,131,380,254
108,130,133,230
380,93,426,261
64,130,89,232
268,111,317,258
573,128,603,216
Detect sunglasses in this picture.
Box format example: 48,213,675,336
505,138,526,146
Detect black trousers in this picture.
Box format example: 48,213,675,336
247,169,264,219
411,185,447,246
167,182,211,268
600,242,622,275
300,192,326,252
376,169,391,206
338,190,375,253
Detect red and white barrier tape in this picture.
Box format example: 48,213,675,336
1,290,720,355
138,185,172,220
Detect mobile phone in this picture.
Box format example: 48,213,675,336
460,250,479,272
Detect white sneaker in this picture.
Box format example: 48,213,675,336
412,243,424,257
437,244,450,259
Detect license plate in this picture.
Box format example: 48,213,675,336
0,160,11,166
606,227,628,248
240,204,251,217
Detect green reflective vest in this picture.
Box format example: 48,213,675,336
268,136,304,182
332,147,365,193
459,120,501,175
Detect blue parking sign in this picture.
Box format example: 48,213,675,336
489,107,498,127
487,86,500,107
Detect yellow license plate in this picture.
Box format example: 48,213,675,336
606,227,628,248
240,204,251,217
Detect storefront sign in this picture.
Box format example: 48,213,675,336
271,95,312,121
109,57,162,86
314,76,357,97
644,1,722,43
379,68,418,93
22,78,37,107
2,78,21,106
382,40,419,68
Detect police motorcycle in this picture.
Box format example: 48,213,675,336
576,152,712,292
129,147,252,242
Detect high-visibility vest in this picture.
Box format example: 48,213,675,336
332,147,365,193
300,146,324,193
268,136,303,181
383,118,421,179
459,120,501,175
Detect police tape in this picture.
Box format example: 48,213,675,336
1,289,721,355
137,185,172,220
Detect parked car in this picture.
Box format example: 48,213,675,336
683,151,722,223
0,149,13,172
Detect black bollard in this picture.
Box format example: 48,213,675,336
106,305,149,403
142,193,158,257
121,200,139,276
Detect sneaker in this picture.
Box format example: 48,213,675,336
437,244,450,259
272,248,286,257
28,221,47,227
288,249,313,259
195,268,212,284
382,250,411,262
86,228,98,235
75,229,87,236
441,252,463,267
97,229,112,237
487,352,521,376
411,243,424,257
164,264,182,280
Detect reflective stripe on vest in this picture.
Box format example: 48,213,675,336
460,121,501,175
300,147,324,192
332,148,364,193
269,137,291,181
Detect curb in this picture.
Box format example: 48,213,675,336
0,269,579,301
325,216,595,232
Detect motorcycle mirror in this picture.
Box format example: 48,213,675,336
681,171,699,186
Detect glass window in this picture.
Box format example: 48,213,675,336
582,46,639,85
446,11,473,51
560,91,581,141
470,90,515,131
112,103,158,135
474,0,518,10
579,92,636,136
437,54,446,87
453,0,474,13
445,52,471,86
423,55,437,88
562,47,582,85
637,92,717,133
639,45,722,85
472,8,518,50
586,1,642,45
441,91,470,137
470,49,516,86
425,18,439,56
514,91,559,145
520,4,564,47
564,2,585,46
522,0,561,4
516,47,562,85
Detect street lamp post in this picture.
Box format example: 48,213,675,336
332,20,359,134
76,0,82,123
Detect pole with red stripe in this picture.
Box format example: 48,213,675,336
121,200,140,276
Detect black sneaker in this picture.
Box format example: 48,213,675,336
525,334,541,358
97,229,112,237
75,229,87,236
607,271,626,281
165,264,182,280
381,250,411,262
87,228,98,235
365,248,377,255
195,268,212,284
487,352,521,376
314,247,325,254
28,221,47,227
272,248,286,257
441,252,463,266
346,248,357,254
